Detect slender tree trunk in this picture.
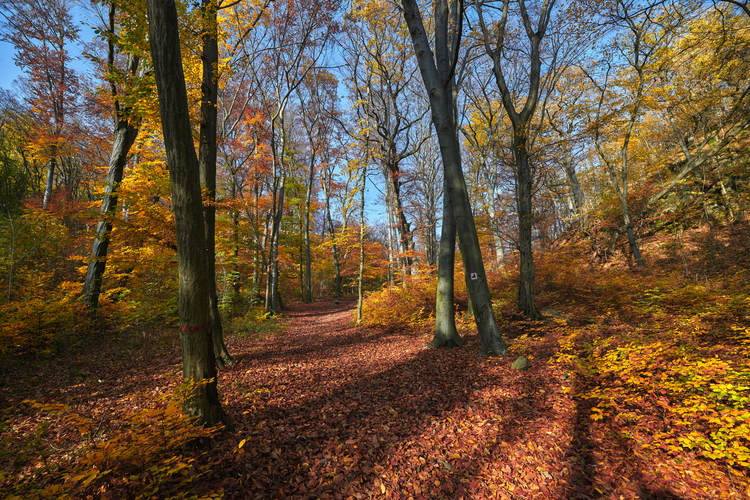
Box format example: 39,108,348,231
485,188,505,269
322,179,342,297
147,0,228,429
387,164,415,273
266,172,285,314
199,0,232,368
304,151,315,303
42,157,55,210
430,175,465,348
82,3,142,310
401,0,506,355
356,161,366,323
81,110,139,309
514,138,539,319
231,181,240,296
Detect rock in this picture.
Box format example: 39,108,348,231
511,356,530,370
333,299,340,305
540,308,569,323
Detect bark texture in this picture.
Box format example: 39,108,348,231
429,175,465,348
199,0,233,368
82,47,140,310
147,0,228,428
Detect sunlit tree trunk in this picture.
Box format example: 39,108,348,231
401,0,506,355
322,175,342,297
430,175,465,348
356,160,366,322
82,4,141,310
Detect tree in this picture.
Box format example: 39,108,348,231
719,0,750,17
81,1,143,310
345,0,428,278
198,0,233,367
0,0,80,210
239,0,336,314
146,0,228,428
297,69,339,302
460,67,512,269
399,0,506,355
584,0,686,268
646,5,750,210
474,0,558,319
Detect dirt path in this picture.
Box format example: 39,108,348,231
207,298,744,500
2,297,743,499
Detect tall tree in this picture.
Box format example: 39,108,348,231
584,0,686,267
146,0,228,428
81,1,142,310
398,0,506,355
0,0,79,210
346,0,428,277
198,0,233,367
474,0,557,319
297,69,338,302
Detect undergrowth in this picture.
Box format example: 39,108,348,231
361,242,750,473
0,380,224,500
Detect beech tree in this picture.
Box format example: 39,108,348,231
398,0,506,355
198,0,233,367
345,1,427,277
584,1,686,268
81,1,143,310
146,0,228,428
0,0,79,210
474,0,558,319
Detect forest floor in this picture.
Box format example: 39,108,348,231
4,294,749,499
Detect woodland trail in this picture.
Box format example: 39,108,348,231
210,297,746,500
2,297,746,499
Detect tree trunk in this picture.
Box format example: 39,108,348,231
266,172,285,314
485,186,505,269
304,150,315,303
199,0,232,368
356,133,369,317
429,175,465,348
42,156,55,210
401,0,506,356
81,108,139,309
147,0,228,429
322,178,342,297
514,138,539,319
81,16,141,310
387,164,416,273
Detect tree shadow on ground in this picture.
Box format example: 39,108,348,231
211,303,697,499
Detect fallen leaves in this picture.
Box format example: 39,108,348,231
1,297,749,499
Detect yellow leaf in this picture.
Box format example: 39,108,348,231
238,439,246,449
380,482,386,494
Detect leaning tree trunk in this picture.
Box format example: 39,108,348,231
429,175,466,348
81,111,139,309
147,0,228,429
401,0,506,355
82,43,141,310
199,0,232,368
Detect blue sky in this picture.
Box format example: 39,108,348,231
0,39,20,90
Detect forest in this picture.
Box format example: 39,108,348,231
1,0,749,498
